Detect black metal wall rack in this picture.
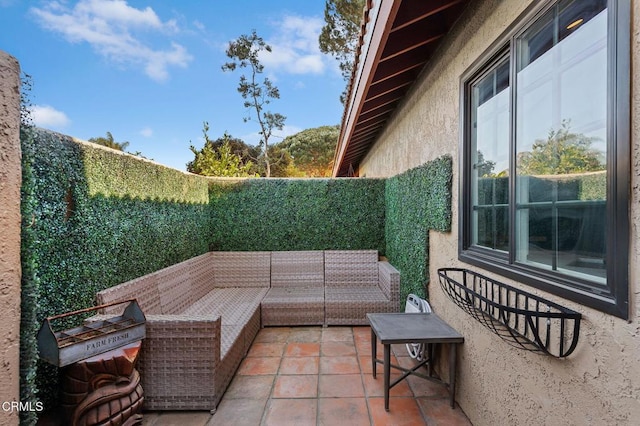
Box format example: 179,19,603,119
437,268,581,358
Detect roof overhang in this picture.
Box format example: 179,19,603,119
333,0,471,177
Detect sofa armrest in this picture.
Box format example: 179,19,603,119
378,261,400,303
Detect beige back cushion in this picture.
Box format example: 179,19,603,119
97,272,162,315
211,251,271,288
271,251,324,288
324,250,379,288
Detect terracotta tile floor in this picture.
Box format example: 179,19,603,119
142,326,473,426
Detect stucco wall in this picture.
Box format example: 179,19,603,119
360,1,640,425
0,51,22,426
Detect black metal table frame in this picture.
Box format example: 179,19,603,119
368,313,463,412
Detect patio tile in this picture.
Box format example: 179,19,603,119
272,375,318,398
247,342,286,357
354,335,384,356
417,398,472,426
255,327,291,343
319,355,361,374
352,326,370,338
279,356,319,375
237,357,281,376
405,375,450,399
318,398,370,426
321,341,357,357
318,374,365,398
286,326,322,342
263,399,317,426
284,342,320,357
224,375,274,400
208,398,267,426
136,326,472,426
362,374,414,398
322,326,354,342
359,355,374,374
368,397,427,426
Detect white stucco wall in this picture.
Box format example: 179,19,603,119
360,1,640,424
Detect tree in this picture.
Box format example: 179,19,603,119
319,0,365,103
88,131,130,151
187,122,257,177
518,121,605,175
476,150,496,177
222,30,286,177
278,125,339,177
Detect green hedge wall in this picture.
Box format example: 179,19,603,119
20,129,210,411
209,178,386,252
384,156,453,305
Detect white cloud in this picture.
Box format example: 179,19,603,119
30,105,71,129
139,126,153,138
30,0,192,82
260,15,328,75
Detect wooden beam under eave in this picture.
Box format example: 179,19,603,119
371,61,426,87
354,120,384,134
357,108,394,125
391,0,465,32
365,80,413,103
380,33,444,63
360,97,400,115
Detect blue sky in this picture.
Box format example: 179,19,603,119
0,0,345,171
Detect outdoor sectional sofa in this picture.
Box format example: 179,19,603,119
94,249,400,411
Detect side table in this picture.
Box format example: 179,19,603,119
367,312,464,411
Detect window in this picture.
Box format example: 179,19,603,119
460,0,629,318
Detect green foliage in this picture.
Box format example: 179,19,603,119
209,178,386,252
222,30,286,177
278,125,339,177
82,141,209,203
19,127,40,426
20,129,210,411
319,0,365,102
188,123,258,177
385,156,453,305
518,121,605,175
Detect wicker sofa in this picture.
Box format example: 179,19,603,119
94,249,399,411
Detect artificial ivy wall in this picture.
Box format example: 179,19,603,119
20,129,210,412
209,177,386,252
384,155,453,304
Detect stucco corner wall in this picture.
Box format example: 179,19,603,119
359,0,640,425
0,50,22,425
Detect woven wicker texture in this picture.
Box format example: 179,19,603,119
188,252,216,301
378,261,400,303
138,315,220,410
270,250,324,288
261,287,325,326
184,288,267,324
158,262,195,314
211,251,271,288
97,272,162,315
93,249,401,410
324,250,379,287
324,250,400,325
